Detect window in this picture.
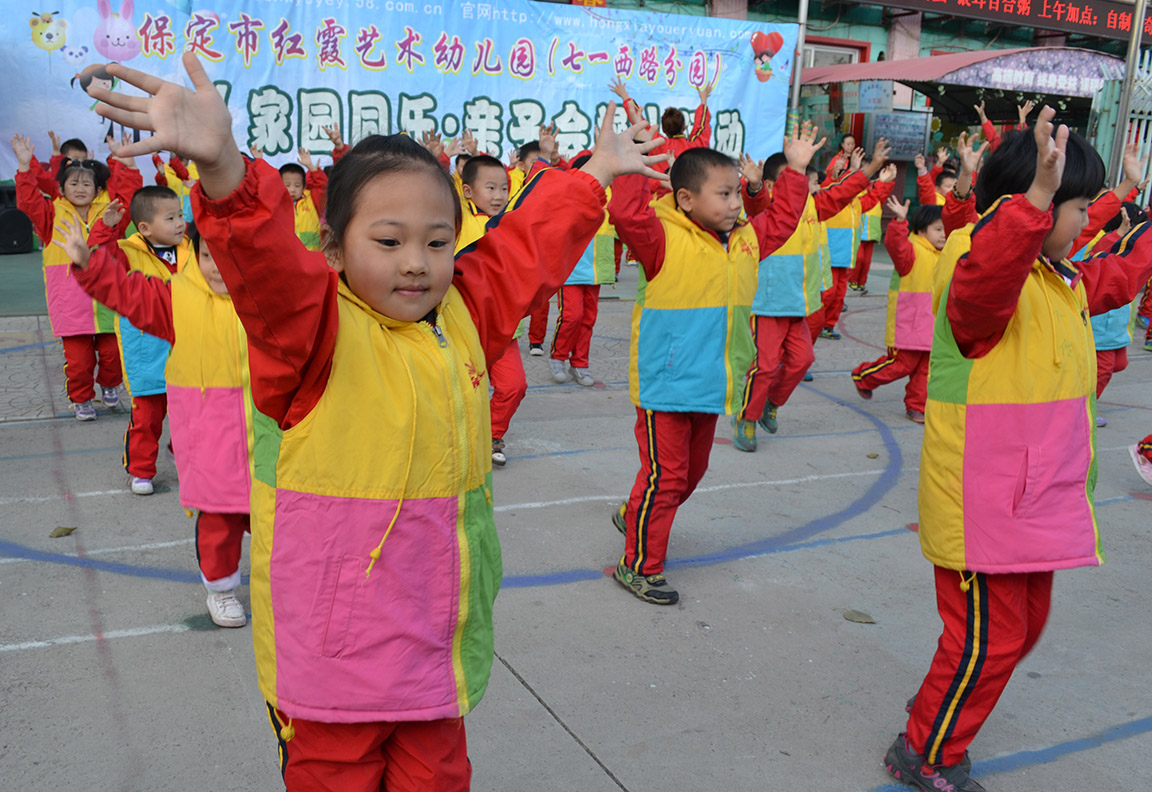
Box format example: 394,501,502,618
803,43,860,69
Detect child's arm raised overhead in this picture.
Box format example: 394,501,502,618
1071,144,1144,257
1078,221,1152,315
883,197,916,277
93,52,338,429
812,138,889,221
861,163,896,212
686,83,713,148
739,154,770,218
751,123,825,257
11,134,54,243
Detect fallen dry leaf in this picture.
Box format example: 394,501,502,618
843,609,876,624
49,526,77,538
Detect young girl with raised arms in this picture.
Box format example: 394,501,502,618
88,52,667,791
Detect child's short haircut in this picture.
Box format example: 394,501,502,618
570,153,592,171
661,107,686,137
279,163,306,180
60,138,87,158
455,153,472,168
934,169,957,188
975,128,1105,213
188,222,203,257
461,154,505,187
669,148,737,195
805,164,821,180
130,185,180,224
518,141,541,160
909,204,943,234
324,134,462,251
1103,201,1148,233
56,159,110,193
763,153,789,183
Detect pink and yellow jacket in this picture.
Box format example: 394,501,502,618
920,196,1152,573
883,220,939,351
192,159,606,723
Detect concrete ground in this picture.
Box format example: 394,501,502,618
1,256,1150,792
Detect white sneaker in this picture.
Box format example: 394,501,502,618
548,358,570,383
206,591,247,628
1129,444,1152,488
569,366,594,387
130,477,154,495
528,343,544,356
75,401,97,421
100,386,120,409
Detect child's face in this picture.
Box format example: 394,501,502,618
197,240,228,295
938,176,957,195
520,152,539,172
61,146,86,163
807,172,820,195
328,170,457,322
282,172,305,201
922,219,947,251
1044,198,1090,260
677,165,744,234
137,198,186,247
62,169,96,208
462,165,509,216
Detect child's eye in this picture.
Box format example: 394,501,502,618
376,238,400,248
428,239,449,249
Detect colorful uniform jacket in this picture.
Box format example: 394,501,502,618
1076,230,1138,352
916,171,947,207
861,201,883,242
191,159,606,723
919,195,1152,574
15,163,139,337
824,178,893,269
565,191,616,287
293,170,329,251
883,220,940,351
609,167,808,414
75,236,253,515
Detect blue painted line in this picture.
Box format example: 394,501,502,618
862,715,1152,792
0,341,54,355
1095,495,1138,506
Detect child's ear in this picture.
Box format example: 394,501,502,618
675,187,695,214
461,182,475,200
320,225,343,272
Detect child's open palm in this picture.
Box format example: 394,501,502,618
1121,142,1147,185
886,195,909,222
956,131,989,175
297,147,315,171
10,134,34,168
878,162,898,183
740,153,764,190
579,102,671,188
101,198,125,229
783,122,826,172
1027,105,1067,209
538,123,558,163
850,147,865,172
52,215,91,270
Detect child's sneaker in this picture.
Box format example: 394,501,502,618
100,386,120,409
1096,415,1107,428
130,477,154,496
820,327,841,340
1137,313,1150,328
611,502,628,535
491,437,506,468
852,375,873,400
613,561,679,605
1129,444,1152,487
548,358,570,383
847,281,860,291
206,591,247,628
758,404,779,434
884,734,985,792
74,400,97,421
732,417,757,452
528,343,544,356
569,366,595,387
802,370,814,382
906,410,926,424
1144,338,1152,352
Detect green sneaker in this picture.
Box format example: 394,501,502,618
611,502,628,535
732,417,758,452
614,561,679,605
1145,338,1152,352
758,404,779,434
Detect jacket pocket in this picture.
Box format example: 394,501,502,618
318,554,363,659
1011,446,1042,518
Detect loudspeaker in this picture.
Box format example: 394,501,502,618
0,208,34,254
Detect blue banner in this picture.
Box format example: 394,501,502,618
3,0,796,175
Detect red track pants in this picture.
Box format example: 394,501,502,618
1140,279,1152,319
61,333,122,404
621,408,717,576
123,393,167,479
820,267,851,330
806,307,825,344
528,298,550,346
852,348,930,412
551,284,600,368
267,706,470,792
489,338,527,440
739,315,815,419
1096,347,1129,398
906,566,1053,767
196,511,250,591
849,240,875,288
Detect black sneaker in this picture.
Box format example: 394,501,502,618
885,734,984,792
820,327,842,340
614,561,679,605
611,503,628,535
528,343,544,356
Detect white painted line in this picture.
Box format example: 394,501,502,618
0,488,126,506
494,469,887,512
0,623,191,653
0,538,195,565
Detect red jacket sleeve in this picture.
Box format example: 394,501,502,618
686,104,711,148
982,120,1003,152
332,143,350,163
1071,191,1122,258
72,239,176,344
306,168,329,216
191,159,339,430
169,155,190,181
608,172,666,283
947,195,1051,358
751,167,807,259
916,172,937,207
107,162,142,237
942,189,978,237
30,156,61,198
437,152,451,173
929,164,943,182
884,219,916,277
454,168,607,366
812,170,869,221
1079,223,1152,315
741,180,770,220
860,179,894,213
15,169,54,244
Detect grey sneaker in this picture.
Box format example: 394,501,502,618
548,358,570,383
491,437,506,468
569,366,594,387
100,386,120,409
758,403,779,434
613,561,679,605
884,733,984,792
75,400,97,421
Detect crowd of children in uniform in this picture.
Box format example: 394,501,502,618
10,50,1152,792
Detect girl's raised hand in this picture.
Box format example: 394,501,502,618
248,143,263,160
850,146,865,171
52,215,92,269
49,130,61,156
886,195,910,221
914,153,927,174
10,134,34,169
973,100,987,123
579,101,671,189
1026,105,1067,211
443,136,464,159
956,131,989,176
322,124,343,148
740,153,764,191
538,123,557,163
297,146,316,171
1118,206,1133,238
460,128,478,156
420,130,444,159
1018,99,1036,125
101,198,126,229
878,162,898,183
92,51,244,198
783,121,827,172
609,77,630,101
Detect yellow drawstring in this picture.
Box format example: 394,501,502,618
363,326,419,580
958,570,977,593
280,718,295,742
